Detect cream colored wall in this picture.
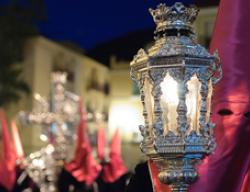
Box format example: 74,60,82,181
195,7,218,45
81,56,109,113
108,57,145,170
109,57,143,138
110,70,132,97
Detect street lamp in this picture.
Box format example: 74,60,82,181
130,2,222,191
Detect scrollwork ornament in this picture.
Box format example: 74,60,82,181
212,62,222,85
211,50,223,85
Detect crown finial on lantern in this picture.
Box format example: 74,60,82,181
149,2,199,33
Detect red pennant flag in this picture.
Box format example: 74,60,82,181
190,0,250,191
11,120,24,161
0,110,16,191
66,140,101,186
85,139,101,186
65,100,101,186
65,100,88,179
66,144,88,182
102,129,127,183
73,100,87,165
97,122,106,161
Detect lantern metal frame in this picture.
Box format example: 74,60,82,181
130,2,222,191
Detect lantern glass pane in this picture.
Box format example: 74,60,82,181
206,79,213,123
143,77,154,126
186,75,201,133
160,73,179,135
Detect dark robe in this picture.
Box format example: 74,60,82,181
13,167,39,192
0,185,8,192
57,167,131,192
126,162,153,192
57,168,88,192
96,172,131,192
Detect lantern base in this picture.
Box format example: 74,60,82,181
156,158,198,192
171,184,189,192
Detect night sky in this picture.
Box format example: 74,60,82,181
1,0,206,50
38,0,196,50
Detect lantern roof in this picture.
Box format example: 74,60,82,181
131,2,219,70
149,2,199,33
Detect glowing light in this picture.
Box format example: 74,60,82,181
161,74,179,106
161,74,179,134
109,100,143,141
40,134,48,142
186,75,201,132
46,144,55,154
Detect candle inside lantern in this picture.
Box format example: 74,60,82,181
186,75,201,133
160,74,179,134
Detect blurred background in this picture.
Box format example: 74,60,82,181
0,0,219,171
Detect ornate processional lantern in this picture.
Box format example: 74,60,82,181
130,2,222,191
